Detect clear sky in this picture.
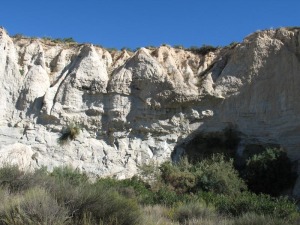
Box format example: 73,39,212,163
0,0,299,49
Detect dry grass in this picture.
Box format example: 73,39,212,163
142,205,177,225
57,123,81,145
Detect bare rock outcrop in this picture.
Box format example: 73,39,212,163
1,27,300,195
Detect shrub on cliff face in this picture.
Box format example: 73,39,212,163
187,45,219,55
57,123,80,145
242,148,297,196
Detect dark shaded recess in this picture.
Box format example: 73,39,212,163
235,143,280,167
238,145,298,197
174,127,240,163
172,126,298,197
28,96,44,117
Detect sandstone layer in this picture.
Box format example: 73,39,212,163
1,27,300,195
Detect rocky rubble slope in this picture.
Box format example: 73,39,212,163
1,27,300,194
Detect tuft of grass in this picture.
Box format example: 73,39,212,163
233,213,291,225
173,201,216,223
57,123,81,145
142,205,175,225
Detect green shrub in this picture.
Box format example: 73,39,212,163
0,165,37,192
12,33,26,40
107,47,118,52
41,36,76,44
137,161,161,184
0,187,68,225
160,159,196,194
213,192,298,220
53,37,76,43
62,37,76,43
51,166,89,186
19,69,24,76
96,176,155,205
194,155,247,195
159,155,246,196
242,148,297,196
57,123,81,145
187,45,219,55
68,183,141,225
120,47,134,52
152,186,187,206
173,45,185,49
0,165,24,190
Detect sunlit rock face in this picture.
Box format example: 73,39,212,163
1,27,300,195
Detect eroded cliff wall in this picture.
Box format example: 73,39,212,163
1,27,300,194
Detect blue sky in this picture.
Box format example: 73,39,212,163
0,0,299,49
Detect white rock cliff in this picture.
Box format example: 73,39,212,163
1,27,300,194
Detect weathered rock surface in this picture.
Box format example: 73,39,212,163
1,27,300,194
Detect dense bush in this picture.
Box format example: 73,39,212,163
194,155,247,195
160,155,246,196
0,165,29,192
51,166,89,186
0,165,49,193
0,166,142,225
0,187,68,225
96,176,155,205
160,159,196,194
0,160,298,224
242,148,297,196
208,192,298,219
68,183,141,225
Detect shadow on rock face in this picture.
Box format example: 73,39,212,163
172,125,241,163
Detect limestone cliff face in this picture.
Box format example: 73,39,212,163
1,27,300,194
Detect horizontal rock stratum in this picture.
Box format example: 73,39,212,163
1,27,300,195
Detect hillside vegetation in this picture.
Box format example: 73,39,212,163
0,149,298,225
